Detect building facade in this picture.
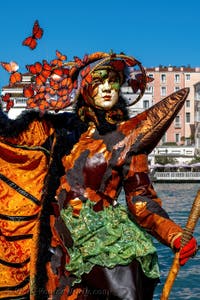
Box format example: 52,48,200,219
145,66,200,146
194,82,200,152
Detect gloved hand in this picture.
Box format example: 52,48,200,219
173,235,198,266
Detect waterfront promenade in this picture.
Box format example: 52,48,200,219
152,171,200,183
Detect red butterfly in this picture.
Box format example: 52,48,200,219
126,58,138,67
27,97,37,108
110,60,125,71
26,61,43,74
22,20,43,50
57,88,68,97
50,96,70,112
60,77,72,88
45,86,56,95
42,60,52,74
49,78,60,90
23,85,35,98
26,61,51,85
51,50,67,67
27,98,50,112
135,73,154,83
50,68,63,81
0,61,22,85
80,66,92,87
74,56,84,67
2,93,14,111
128,79,140,93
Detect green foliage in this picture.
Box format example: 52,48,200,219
189,156,200,164
155,156,178,165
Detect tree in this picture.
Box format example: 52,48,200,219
155,156,178,165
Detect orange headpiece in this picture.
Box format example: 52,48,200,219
23,51,152,112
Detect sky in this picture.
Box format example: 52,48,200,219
0,0,200,88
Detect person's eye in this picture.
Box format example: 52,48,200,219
93,79,104,86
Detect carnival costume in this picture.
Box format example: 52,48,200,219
0,52,197,300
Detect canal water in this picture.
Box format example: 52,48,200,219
119,183,200,299
153,183,200,300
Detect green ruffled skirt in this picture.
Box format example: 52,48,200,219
61,201,160,284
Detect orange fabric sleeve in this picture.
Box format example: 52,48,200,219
123,154,182,247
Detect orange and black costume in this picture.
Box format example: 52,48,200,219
0,87,189,299
0,110,85,299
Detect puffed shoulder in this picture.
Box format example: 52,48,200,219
118,88,189,154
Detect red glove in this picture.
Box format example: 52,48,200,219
173,236,198,266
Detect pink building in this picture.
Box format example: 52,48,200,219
145,66,200,146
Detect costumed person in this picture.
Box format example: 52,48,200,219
0,51,198,300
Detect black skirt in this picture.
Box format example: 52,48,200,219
71,259,159,300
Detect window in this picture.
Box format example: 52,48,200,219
143,100,149,109
146,86,153,94
186,112,190,123
174,116,181,128
15,98,27,104
161,133,166,144
186,74,190,80
186,100,190,108
174,86,180,92
196,90,200,101
185,138,190,146
175,74,180,83
196,111,200,122
148,73,153,78
161,74,166,83
175,133,180,143
161,86,166,96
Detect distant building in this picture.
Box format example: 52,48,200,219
120,83,153,117
1,73,31,119
194,82,200,152
145,66,200,146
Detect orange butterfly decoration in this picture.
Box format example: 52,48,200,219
129,73,154,93
0,61,22,85
26,61,43,75
24,50,76,111
74,56,85,67
124,57,138,67
2,93,14,112
49,78,60,90
27,97,37,108
60,77,73,90
23,85,35,98
22,20,43,50
51,50,67,67
26,61,51,86
80,65,92,87
50,95,70,112
135,73,154,83
110,60,125,71
50,68,63,82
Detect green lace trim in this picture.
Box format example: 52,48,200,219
61,201,160,284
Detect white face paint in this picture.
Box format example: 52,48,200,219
90,70,120,110
92,78,119,110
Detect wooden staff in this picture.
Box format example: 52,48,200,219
160,189,200,300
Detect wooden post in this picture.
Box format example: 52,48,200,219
160,190,200,300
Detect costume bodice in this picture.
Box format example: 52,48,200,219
57,118,147,214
